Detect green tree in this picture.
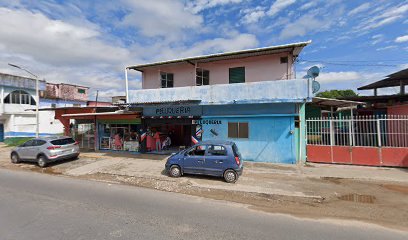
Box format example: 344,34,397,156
316,89,358,99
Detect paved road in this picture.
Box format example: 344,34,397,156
0,169,406,240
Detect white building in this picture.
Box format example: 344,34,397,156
0,73,89,141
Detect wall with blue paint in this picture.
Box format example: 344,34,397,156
199,103,298,163
201,116,295,163
129,78,309,105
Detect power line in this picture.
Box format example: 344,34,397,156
298,59,399,67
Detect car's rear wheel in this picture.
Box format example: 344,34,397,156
169,165,181,178
224,169,238,183
37,155,47,168
11,153,20,164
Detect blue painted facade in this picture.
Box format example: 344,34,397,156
0,124,3,142
199,103,297,163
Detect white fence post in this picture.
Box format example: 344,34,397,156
376,118,382,148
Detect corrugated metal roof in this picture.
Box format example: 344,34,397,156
117,100,201,106
127,41,311,71
312,97,365,107
358,68,408,90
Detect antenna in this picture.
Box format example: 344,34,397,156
307,66,320,78
304,66,321,95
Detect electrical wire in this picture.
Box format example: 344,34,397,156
298,59,402,67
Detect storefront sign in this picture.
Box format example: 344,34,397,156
143,105,202,117
192,119,222,125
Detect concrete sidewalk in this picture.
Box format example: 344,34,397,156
48,151,407,200
0,147,407,198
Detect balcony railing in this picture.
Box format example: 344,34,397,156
128,78,311,105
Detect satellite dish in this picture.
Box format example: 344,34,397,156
307,66,320,78
312,80,320,93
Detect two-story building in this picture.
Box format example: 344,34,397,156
0,72,46,140
39,83,90,135
124,41,312,163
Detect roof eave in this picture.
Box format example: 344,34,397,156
127,40,312,72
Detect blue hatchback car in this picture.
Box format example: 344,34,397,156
165,140,243,183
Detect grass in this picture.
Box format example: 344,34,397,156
4,137,33,147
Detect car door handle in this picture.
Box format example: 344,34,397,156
216,160,223,164
197,159,204,163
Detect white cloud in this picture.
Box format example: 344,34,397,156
267,0,296,16
119,0,203,40
0,7,130,66
240,6,266,24
279,14,327,39
371,34,384,45
348,2,370,16
186,0,243,14
299,1,317,11
395,35,408,43
318,71,362,83
356,3,408,32
376,45,397,51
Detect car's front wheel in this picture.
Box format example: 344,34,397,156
224,169,238,183
169,165,181,178
11,152,20,164
37,155,47,168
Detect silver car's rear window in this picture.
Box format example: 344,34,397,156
50,138,75,145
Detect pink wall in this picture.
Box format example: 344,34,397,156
142,52,293,89
43,83,88,101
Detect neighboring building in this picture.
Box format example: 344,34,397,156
112,96,126,104
305,69,408,167
123,41,312,163
341,67,408,115
39,83,89,135
40,83,89,108
0,73,46,140
0,73,90,141
87,101,114,107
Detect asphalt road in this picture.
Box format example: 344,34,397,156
0,169,406,240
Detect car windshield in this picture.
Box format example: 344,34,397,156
50,138,75,146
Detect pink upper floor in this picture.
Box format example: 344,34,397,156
141,52,294,89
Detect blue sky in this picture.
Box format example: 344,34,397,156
0,0,407,100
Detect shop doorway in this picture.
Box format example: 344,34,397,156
143,118,197,154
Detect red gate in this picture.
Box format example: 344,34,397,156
306,115,408,167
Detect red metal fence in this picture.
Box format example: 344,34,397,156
306,115,408,167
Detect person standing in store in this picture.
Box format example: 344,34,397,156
153,130,161,152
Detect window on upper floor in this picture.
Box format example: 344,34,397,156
160,72,174,88
78,89,86,94
196,68,209,86
280,56,288,64
3,90,36,105
229,67,245,84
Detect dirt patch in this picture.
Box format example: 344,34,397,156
338,194,376,204
382,184,408,194
245,162,295,171
321,177,344,184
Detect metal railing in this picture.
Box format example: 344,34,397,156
306,115,408,148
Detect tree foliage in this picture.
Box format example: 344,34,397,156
316,89,358,99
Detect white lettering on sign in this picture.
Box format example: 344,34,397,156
193,120,222,125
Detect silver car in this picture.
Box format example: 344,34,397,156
10,136,80,168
